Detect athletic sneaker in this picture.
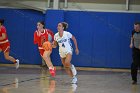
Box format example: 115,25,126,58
15,59,19,69
71,76,77,84
49,67,56,77
132,80,137,85
71,64,77,76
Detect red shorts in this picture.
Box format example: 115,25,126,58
0,42,10,53
39,48,52,56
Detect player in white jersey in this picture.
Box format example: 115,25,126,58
53,22,79,84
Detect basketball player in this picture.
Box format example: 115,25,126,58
34,21,56,77
0,19,19,69
53,22,79,84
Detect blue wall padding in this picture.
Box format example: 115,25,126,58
1,8,140,68
45,10,64,32
46,10,140,68
0,9,44,64
45,10,64,66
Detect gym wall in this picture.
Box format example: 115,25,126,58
46,10,140,68
0,9,44,65
1,9,140,68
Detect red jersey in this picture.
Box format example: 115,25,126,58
0,26,9,43
34,29,54,48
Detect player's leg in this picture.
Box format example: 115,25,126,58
131,62,138,84
61,57,73,77
131,48,140,84
4,50,19,69
61,53,73,77
1,42,19,69
42,50,56,77
64,53,77,84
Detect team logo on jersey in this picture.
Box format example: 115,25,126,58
58,39,67,43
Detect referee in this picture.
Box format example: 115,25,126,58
130,22,140,84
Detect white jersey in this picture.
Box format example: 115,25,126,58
54,31,73,57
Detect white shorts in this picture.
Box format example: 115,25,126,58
59,50,73,58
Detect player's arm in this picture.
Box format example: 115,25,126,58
34,32,38,44
48,29,54,41
129,32,134,48
0,33,6,40
71,35,79,55
130,37,133,48
52,41,58,48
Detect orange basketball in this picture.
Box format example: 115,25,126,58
42,41,52,51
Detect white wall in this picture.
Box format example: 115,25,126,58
61,2,140,13
1,1,140,13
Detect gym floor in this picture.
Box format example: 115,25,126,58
0,65,139,93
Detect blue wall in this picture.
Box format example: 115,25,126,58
1,8,140,68
0,9,44,64
46,10,140,68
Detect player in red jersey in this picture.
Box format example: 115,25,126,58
0,19,19,69
34,21,56,77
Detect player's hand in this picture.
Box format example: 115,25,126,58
139,45,140,50
75,48,79,55
52,41,57,48
129,43,133,48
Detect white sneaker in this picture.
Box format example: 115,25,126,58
15,59,19,69
71,64,77,76
71,76,77,84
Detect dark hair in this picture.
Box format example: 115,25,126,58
134,22,140,25
61,22,68,30
0,19,4,25
38,21,45,28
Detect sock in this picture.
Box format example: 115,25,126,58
14,60,17,64
73,75,77,78
71,64,77,76
49,67,54,70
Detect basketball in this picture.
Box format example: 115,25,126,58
42,41,52,51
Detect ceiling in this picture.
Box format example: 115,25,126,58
0,0,140,4
0,0,140,12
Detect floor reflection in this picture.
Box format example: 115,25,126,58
69,84,78,93
40,68,78,93
1,77,18,93
0,67,139,93
131,84,139,93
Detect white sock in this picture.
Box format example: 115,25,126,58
49,67,54,70
71,64,77,76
